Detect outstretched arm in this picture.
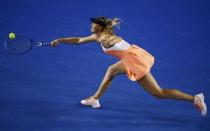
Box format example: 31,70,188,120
51,34,97,47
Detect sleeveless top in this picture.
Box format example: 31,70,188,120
101,40,131,51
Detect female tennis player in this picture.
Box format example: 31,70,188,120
51,16,207,116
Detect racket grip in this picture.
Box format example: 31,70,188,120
41,42,51,46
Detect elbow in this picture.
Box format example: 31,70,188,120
77,40,82,44
77,38,83,44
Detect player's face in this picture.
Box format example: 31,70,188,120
91,23,103,33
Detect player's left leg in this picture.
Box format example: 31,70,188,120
137,72,194,102
137,72,207,116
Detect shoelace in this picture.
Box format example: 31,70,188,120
194,97,203,110
86,97,96,105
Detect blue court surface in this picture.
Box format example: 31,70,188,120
0,0,210,131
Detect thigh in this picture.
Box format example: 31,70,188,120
108,61,126,76
137,72,162,94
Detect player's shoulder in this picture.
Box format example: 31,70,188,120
89,34,100,43
89,34,97,39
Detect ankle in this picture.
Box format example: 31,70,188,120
93,96,99,99
192,96,196,103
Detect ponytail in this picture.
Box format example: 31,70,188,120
103,17,122,34
110,18,122,29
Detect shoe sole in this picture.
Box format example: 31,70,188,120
80,100,101,109
91,105,101,109
200,93,207,116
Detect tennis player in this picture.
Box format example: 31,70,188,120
51,16,207,116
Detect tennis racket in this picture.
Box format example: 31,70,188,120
4,35,51,55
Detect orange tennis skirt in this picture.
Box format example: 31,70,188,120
104,44,155,81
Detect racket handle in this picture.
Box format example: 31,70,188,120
36,42,51,47
42,42,51,46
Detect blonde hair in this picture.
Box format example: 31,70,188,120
102,17,122,35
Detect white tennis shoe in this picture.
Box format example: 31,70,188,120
194,93,207,116
80,96,101,108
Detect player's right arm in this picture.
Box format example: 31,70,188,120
51,34,97,47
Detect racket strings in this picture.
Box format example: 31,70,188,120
5,38,32,54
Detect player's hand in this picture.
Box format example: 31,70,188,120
51,39,60,47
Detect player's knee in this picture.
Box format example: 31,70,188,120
152,90,164,99
106,66,116,78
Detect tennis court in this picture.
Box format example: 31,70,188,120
0,0,210,131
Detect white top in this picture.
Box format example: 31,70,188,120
101,40,131,51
